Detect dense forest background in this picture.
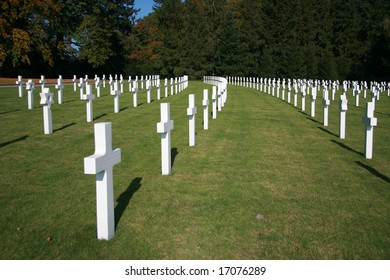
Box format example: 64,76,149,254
1,0,389,80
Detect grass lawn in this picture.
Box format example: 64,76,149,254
0,79,389,259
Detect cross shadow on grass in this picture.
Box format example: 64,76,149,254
94,113,107,121
318,127,338,137
115,177,142,229
171,147,179,168
331,140,364,157
306,117,322,125
355,161,390,184
53,122,76,132
0,109,20,115
0,135,28,148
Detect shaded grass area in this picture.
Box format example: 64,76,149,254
0,81,389,259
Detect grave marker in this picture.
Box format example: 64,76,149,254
202,89,209,130
323,88,330,126
212,86,217,119
362,102,377,159
79,78,86,100
84,122,121,240
111,82,121,113
146,80,151,103
339,94,348,139
39,87,53,134
16,76,23,97
81,84,96,122
132,81,138,107
187,94,197,147
310,86,317,117
39,75,46,92
55,76,64,104
157,103,174,175
26,79,35,110
73,75,77,91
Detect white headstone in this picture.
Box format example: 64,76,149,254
111,82,121,113
202,89,209,130
164,78,168,98
95,77,101,97
322,88,330,126
362,102,377,159
354,85,360,107
187,94,197,147
212,86,217,119
16,76,23,97
301,82,306,111
146,80,151,103
339,94,348,139
84,122,121,240
157,103,174,175
81,84,96,122
102,74,106,88
39,87,53,134
157,79,161,100
119,75,124,94
132,81,138,107
26,79,35,110
55,75,64,104
39,75,46,92
79,78,86,100
72,75,77,91
310,86,317,117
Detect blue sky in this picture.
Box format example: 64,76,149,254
134,0,155,19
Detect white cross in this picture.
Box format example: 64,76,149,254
55,76,65,104
84,122,121,240
72,75,77,91
146,80,151,103
339,94,348,139
39,88,54,134
132,81,138,107
16,76,23,97
39,75,46,92
157,103,174,175
81,84,96,122
187,94,197,147
362,102,377,159
26,79,35,109
79,78,86,100
111,82,121,113
202,89,209,130
310,87,317,117
322,89,330,126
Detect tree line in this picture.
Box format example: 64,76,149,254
1,0,389,81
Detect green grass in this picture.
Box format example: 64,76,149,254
0,81,389,259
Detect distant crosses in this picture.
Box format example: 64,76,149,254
217,85,222,112
202,89,209,130
119,75,124,94
39,87,54,135
212,86,217,119
16,76,23,97
157,103,174,175
339,94,348,139
362,102,377,159
171,78,174,95
140,75,144,90
26,79,35,110
354,83,360,107
287,79,291,103
39,75,46,92
132,81,138,108
187,94,197,147
102,74,106,88
81,84,96,122
371,86,378,111
84,122,121,240
73,75,77,91
55,75,65,104
322,88,330,127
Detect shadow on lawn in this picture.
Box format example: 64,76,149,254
331,139,364,157
0,135,28,148
0,109,20,115
171,147,179,168
318,127,338,138
53,122,76,132
355,161,390,184
115,177,142,228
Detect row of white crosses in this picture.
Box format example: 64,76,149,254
82,75,192,240
229,76,382,159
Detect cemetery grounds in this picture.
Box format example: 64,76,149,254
0,79,389,259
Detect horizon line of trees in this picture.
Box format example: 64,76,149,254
1,0,389,81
